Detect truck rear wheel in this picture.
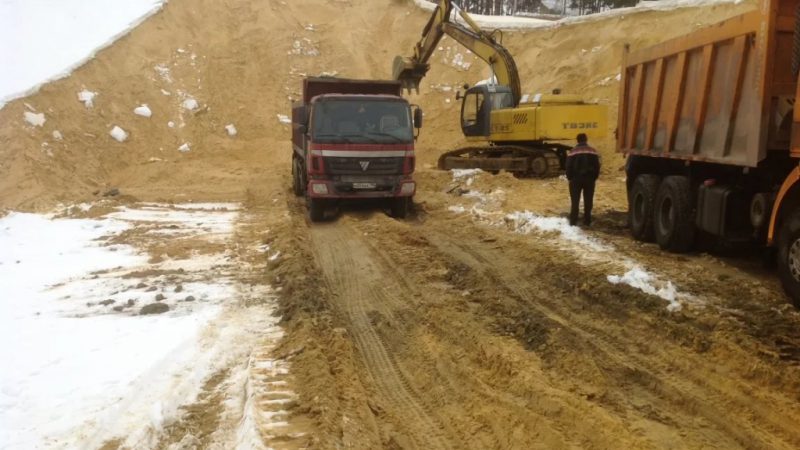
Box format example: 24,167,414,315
308,198,326,222
629,174,661,242
390,197,410,219
777,210,800,308
654,175,695,253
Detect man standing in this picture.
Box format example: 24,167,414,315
565,133,601,226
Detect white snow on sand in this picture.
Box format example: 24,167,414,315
110,125,128,142
505,211,608,251
182,97,199,111
277,114,292,125
23,111,45,127
225,123,238,136
413,0,742,30
0,0,166,109
134,104,152,117
608,266,684,311
0,204,287,449
77,89,96,108
178,142,191,153
448,176,694,310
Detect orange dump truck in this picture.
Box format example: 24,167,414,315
618,0,800,306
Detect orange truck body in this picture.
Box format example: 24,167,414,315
619,0,800,242
618,0,800,305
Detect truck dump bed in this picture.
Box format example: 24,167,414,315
301,77,403,103
618,2,798,167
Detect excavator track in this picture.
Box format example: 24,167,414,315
437,145,563,178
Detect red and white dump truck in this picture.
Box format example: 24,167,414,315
619,0,800,306
291,77,422,221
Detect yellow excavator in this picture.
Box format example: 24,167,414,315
393,0,607,177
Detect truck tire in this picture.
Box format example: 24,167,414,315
629,174,661,242
777,210,800,308
308,198,325,222
390,197,410,219
654,175,695,253
292,158,304,197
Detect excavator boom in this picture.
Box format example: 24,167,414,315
393,0,521,105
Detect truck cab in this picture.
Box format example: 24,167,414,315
292,78,421,221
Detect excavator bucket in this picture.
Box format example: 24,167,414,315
392,56,429,94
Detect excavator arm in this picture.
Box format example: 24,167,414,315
393,0,521,106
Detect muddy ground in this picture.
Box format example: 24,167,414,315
4,0,800,448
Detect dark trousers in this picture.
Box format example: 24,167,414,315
569,178,596,226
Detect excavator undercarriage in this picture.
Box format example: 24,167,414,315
437,145,566,178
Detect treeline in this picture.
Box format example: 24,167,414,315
455,0,640,16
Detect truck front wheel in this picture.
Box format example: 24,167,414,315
390,197,410,219
292,158,305,197
629,174,661,242
777,210,800,308
654,175,695,253
308,198,326,222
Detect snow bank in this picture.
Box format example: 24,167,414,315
0,0,167,109
0,205,274,449
412,0,742,30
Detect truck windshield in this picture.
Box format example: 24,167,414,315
312,99,413,144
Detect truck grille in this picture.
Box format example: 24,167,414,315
324,157,403,175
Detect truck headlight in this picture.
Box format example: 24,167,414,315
400,182,415,196
311,183,329,195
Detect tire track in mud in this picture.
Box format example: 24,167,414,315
426,229,800,449
310,222,452,450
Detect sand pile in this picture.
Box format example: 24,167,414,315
0,0,755,210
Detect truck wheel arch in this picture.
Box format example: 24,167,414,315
768,166,800,246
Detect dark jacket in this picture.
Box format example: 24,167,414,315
565,143,600,181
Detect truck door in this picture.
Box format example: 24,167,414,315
461,86,491,137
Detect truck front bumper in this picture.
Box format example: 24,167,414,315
308,176,415,199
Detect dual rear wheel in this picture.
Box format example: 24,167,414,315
629,174,695,252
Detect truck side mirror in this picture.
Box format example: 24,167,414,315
414,108,423,129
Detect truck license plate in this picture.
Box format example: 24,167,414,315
352,182,376,190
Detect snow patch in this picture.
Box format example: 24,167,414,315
110,125,128,142
451,169,483,180
505,211,608,251
23,111,45,127
0,1,166,109
225,124,238,136
182,98,199,111
277,114,291,125
608,267,683,311
52,130,63,140
178,143,191,153
77,90,96,108
133,104,152,117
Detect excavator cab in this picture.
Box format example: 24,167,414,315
460,84,514,137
